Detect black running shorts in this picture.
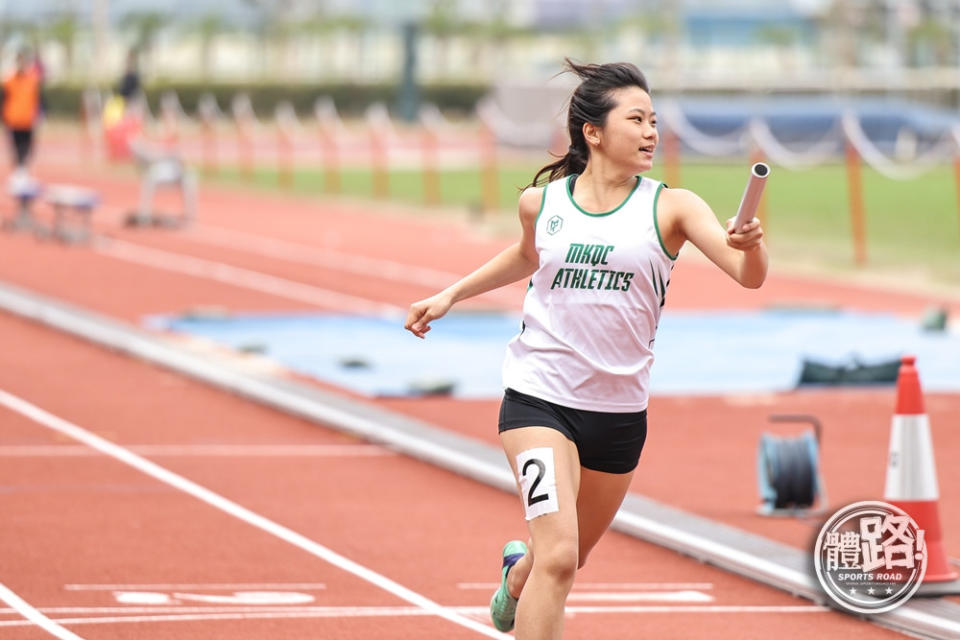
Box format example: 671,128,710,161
498,388,647,474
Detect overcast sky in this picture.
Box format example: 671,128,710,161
0,0,832,26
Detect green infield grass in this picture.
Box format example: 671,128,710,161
211,160,960,284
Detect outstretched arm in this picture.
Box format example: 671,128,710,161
660,187,767,289
404,187,542,338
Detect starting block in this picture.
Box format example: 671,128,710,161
5,173,100,244
124,139,196,228
43,185,100,244
3,171,44,233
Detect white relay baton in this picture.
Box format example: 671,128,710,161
733,162,770,232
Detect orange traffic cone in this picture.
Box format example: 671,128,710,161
884,355,958,582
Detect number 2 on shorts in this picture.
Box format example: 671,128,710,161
516,447,559,520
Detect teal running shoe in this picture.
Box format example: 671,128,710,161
490,539,528,632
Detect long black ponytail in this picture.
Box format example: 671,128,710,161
524,58,650,190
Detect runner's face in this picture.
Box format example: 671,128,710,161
596,86,658,173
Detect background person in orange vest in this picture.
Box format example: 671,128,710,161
1,48,44,170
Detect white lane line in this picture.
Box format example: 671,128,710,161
64,583,328,592
0,444,393,458
95,239,404,316
184,226,519,307
457,582,715,590
567,591,713,603
5,606,339,615
0,389,507,640
189,225,465,291
0,583,83,639
0,605,833,627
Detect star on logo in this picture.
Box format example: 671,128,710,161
814,501,927,613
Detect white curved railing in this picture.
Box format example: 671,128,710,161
274,101,303,139
475,96,557,147
197,93,225,124
748,118,840,170
659,100,746,157
841,110,955,180
364,101,399,146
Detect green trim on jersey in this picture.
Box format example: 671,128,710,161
652,183,678,261
532,186,547,227
565,174,642,217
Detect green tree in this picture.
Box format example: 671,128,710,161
908,18,954,66
0,18,32,63
118,10,171,66
422,0,467,77
477,2,536,71
184,12,230,80
46,11,80,78
240,0,302,79
298,12,370,80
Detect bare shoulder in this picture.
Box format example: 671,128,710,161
658,187,709,216
518,186,545,225
658,186,716,229
656,186,718,254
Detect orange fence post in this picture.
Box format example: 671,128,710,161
197,94,221,178
422,125,441,207
662,126,681,188
370,128,389,199
275,103,302,190
275,105,294,190
277,129,293,189
201,119,217,177
231,95,257,182
844,141,868,267
480,125,499,215
236,120,254,181
319,126,340,195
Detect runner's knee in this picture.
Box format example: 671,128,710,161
534,538,579,584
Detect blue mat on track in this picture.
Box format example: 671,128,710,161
147,309,959,398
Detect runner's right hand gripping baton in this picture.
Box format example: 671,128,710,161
733,162,770,232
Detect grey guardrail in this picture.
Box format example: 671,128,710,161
0,280,957,640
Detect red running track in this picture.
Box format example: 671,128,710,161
0,312,917,639
1,163,956,557
0,162,956,637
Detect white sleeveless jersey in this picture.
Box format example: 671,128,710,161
502,174,676,412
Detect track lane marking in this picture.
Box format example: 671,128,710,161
457,581,715,590
183,225,520,308
0,604,834,628
0,583,83,639
0,388,507,639
95,239,404,315
566,591,713,603
189,225,469,291
0,444,393,457
64,583,327,591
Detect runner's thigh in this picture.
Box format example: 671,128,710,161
501,427,581,553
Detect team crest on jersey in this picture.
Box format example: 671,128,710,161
546,215,563,235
